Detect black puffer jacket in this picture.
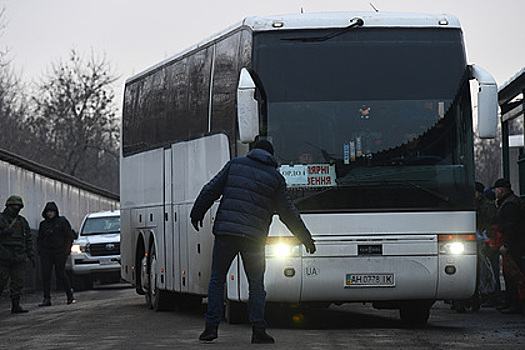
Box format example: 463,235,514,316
37,202,74,256
190,149,313,245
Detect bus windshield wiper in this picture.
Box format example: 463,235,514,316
339,178,450,204
282,18,364,42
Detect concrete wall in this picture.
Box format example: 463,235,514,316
0,150,119,293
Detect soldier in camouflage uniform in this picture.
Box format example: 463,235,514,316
0,195,35,313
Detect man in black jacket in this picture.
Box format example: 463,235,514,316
37,202,76,306
493,179,524,314
190,140,316,344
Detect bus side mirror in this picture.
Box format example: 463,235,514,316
237,68,260,143
470,65,498,139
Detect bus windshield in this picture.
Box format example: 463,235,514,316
253,28,474,212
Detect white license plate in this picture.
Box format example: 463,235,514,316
345,273,395,287
99,258,113,265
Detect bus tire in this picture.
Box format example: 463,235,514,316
399,301,431,328
135,239,147,296
153,290,177,311
225,299,248,324
146,243,176,311
178,294,202,311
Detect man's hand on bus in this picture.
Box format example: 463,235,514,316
304,239,316,254
191,217,203,231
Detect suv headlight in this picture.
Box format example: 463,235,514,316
266,236,301,258
71,244,83,254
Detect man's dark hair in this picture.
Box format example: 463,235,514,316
493,178,511,190
475,181,485,193
254,140,274,156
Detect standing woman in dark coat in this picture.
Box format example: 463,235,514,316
37,202,76,306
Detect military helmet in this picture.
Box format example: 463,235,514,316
5,195,24,208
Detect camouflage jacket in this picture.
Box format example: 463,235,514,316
0,212,34,262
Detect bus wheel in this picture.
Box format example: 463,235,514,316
178,294,202,312
225,299,248,324
399,301,431,328
146,244,176,311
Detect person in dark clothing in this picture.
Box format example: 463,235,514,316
452,181,497,313
474,182,499,306
492,179,524,314
484,188,496,202
37,202,76,306
190,140,316,344
0,195,34,314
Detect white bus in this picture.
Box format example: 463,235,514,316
120,12,498,326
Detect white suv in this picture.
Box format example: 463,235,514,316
66,211,121,290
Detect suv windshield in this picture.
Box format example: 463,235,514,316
81,217,120,235
253,28,474,212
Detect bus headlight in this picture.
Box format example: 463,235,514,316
449,242,465,254
71,244,83,254
441,241,465,255
266,236,301,258
438,234,476,255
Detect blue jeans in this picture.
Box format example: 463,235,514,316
205,235,266,326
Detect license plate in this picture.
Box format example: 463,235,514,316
345,273,395,287
99,258,113,265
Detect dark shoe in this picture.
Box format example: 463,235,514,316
67,290,76,305
451,301,466,313
11,297,29,314
39,298,52,307
252,325,275,344
199,324,218,341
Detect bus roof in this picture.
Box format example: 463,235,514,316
243,12,460,31
126,12,461,84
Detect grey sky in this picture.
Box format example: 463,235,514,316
2,0,524,106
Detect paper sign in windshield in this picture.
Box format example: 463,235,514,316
279,164,336,188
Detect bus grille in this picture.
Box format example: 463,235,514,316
88,243,120,256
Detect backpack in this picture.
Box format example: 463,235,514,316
61,215,78,242
70,228,78,241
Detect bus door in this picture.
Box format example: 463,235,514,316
163,148,177,292
172,134,231,295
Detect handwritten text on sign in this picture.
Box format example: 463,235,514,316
279,164,336,188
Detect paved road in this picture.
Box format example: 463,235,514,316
1,284,524,349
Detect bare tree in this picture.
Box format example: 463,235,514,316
474,131,502,188
28,50,120,192
0,9,29,154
